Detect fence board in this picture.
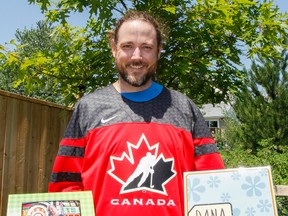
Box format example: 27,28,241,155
0,93,7,213
0,90,72,216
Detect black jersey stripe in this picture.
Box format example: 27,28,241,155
194,144,219,157
58,146,85,157
50,172,82,183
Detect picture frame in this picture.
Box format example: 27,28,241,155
7,191,95,216
184,166,278,216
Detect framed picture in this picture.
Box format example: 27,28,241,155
7,191,95,216
184,166,278,216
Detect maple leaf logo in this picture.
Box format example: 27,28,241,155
108,133,176,195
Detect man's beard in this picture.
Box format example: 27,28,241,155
116,61,157,87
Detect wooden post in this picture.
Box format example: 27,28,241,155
274,185,288,196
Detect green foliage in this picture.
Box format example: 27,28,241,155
221,38,288,172
19,22,66,102
220,134,288,214
1,0,288,106
1,22,67,103
233,42,288,152
220,142,288,184
220,42,288,215
0,20,115,105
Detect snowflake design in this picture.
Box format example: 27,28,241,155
231,171,241,180
241,176,266,197
187,178,205,202
221,192,231,202
257,199,272,213
207,176,221,188
259,168,268,177
233,208,241,216
245,207,256,216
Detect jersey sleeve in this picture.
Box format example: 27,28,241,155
190,102,225,170
48,102,86,192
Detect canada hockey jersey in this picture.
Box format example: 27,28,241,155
48,83,225,216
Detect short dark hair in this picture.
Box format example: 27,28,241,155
108,10,163,47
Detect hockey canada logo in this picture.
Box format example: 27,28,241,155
108,133,176,195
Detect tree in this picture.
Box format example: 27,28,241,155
0,21,68,103
230,40,288,152
0,18,115,105
1,0,288,105
220,41,288,215
0,46,16,92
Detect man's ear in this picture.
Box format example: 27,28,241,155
157,44,162,59
111,39,117,58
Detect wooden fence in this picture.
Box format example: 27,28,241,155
0,90,72,216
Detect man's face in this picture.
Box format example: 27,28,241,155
112,20,161,88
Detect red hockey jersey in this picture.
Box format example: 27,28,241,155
49,85,224,216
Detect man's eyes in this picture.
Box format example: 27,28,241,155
121,45,153,50
143,46,153,50
122,44,133,49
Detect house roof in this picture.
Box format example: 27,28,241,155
200,103,231,119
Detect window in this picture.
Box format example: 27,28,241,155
206,120,219,128
206,120,221,138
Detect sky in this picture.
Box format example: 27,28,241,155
0,0,287,46
0,0,89,46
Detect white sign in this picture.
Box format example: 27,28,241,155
189,203,232,216
184,166,278,216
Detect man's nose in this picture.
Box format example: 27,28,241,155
131,47,142,60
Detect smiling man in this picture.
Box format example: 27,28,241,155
48,10,225,216
111,12,162,92
111,17,160,91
